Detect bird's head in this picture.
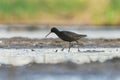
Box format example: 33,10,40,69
45,27,59,38
51,27,58,33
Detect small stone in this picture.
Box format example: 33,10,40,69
55,50,58,52
31,49,35,51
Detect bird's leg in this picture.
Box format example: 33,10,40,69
61,47,65,51
68,42,71,52
55,49,58,52
76,41,80,52
62,43,73,52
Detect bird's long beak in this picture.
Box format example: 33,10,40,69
45,32,52,38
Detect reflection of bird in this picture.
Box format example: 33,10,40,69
45,27,87,52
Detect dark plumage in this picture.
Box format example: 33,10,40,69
45,27,87,52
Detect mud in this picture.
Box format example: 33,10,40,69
0,37,120,48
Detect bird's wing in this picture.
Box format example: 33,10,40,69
61,31,87,38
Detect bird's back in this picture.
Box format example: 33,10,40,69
57,31,86,42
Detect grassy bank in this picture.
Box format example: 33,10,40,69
0,0,120,25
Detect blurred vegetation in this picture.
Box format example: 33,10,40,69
0,0,120,25
110,0,120,11
0,0,87,15
105,0,120,25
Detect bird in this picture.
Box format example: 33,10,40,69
45,27,87,52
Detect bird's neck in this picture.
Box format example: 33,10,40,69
54,30,60,35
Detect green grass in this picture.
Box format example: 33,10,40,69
0,0,120,25
0,0,38,15
0,0,87,16
109,0,120,12
104,0,120,24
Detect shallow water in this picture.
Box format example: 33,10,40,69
0,25,120,80
0,60,120,80
0,25,120,39
0,66,110,80
0,48,119,80
0,48,119,66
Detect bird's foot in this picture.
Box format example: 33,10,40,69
61,48,64,51
55,49,58,52
68,50,70,52
78,49,80,52
31,49,35,51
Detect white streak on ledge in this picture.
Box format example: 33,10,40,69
0,48,119,66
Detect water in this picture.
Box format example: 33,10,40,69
0,61,120,80
0,48,119,66
0,25,120,80
0,25,120,39
0,48,119,80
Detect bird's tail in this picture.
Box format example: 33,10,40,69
80,35,87,37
